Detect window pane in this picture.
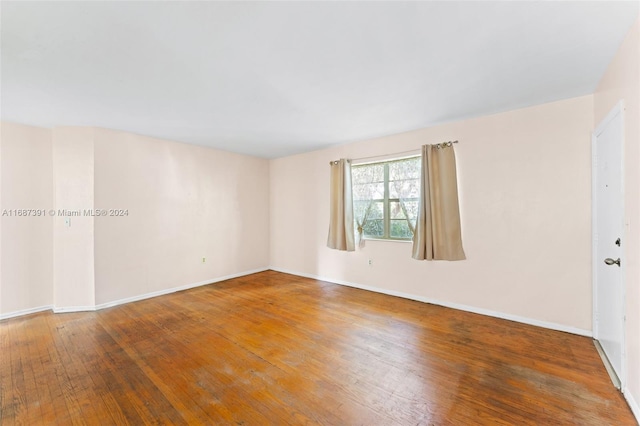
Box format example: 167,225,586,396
363,219,383,237
371,182,384,199
390,200,419,221
367,201,383,220
353,183,384,200
389,158,420,199
402,200,419,231
390,220,412,239
389,157,420,180
353,157,420,241
352,163,384,184
402,200,419,221
389,179,420,199
390,201,405,219
353,183,372,201
353,200,371,221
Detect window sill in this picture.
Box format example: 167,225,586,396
362,238,412,244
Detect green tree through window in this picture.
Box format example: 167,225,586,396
352,156,420,241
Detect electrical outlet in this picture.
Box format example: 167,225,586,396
202,257,206,263
368,259,373,266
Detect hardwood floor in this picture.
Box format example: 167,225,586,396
1,270,636,425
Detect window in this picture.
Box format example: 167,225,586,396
352,156,420,241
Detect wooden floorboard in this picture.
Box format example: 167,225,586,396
0,270,636,425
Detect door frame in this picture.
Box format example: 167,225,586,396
591,99,626,390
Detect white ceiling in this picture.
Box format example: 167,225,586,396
1,1,638,158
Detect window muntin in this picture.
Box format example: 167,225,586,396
352,156,420,241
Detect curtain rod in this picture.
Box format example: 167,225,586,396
435,140,459,149
330,140,459,165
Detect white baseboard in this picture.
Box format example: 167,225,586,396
270,267,592,337
624,388,640,424
53,305,97,314
94,267,269,310
1,268,269,320
0,304,53,321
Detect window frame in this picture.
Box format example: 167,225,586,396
351,155,420,242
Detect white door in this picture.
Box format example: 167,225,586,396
593,101,625,388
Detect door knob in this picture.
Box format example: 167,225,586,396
604,258,621,267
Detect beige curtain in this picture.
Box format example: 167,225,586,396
327,159,355,251
412,144,466,261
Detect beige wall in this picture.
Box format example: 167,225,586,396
93,128,270,305
0,123,270,316
594,17,640,416
52,127,96,310
0,122,53,316
271,95,594,333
